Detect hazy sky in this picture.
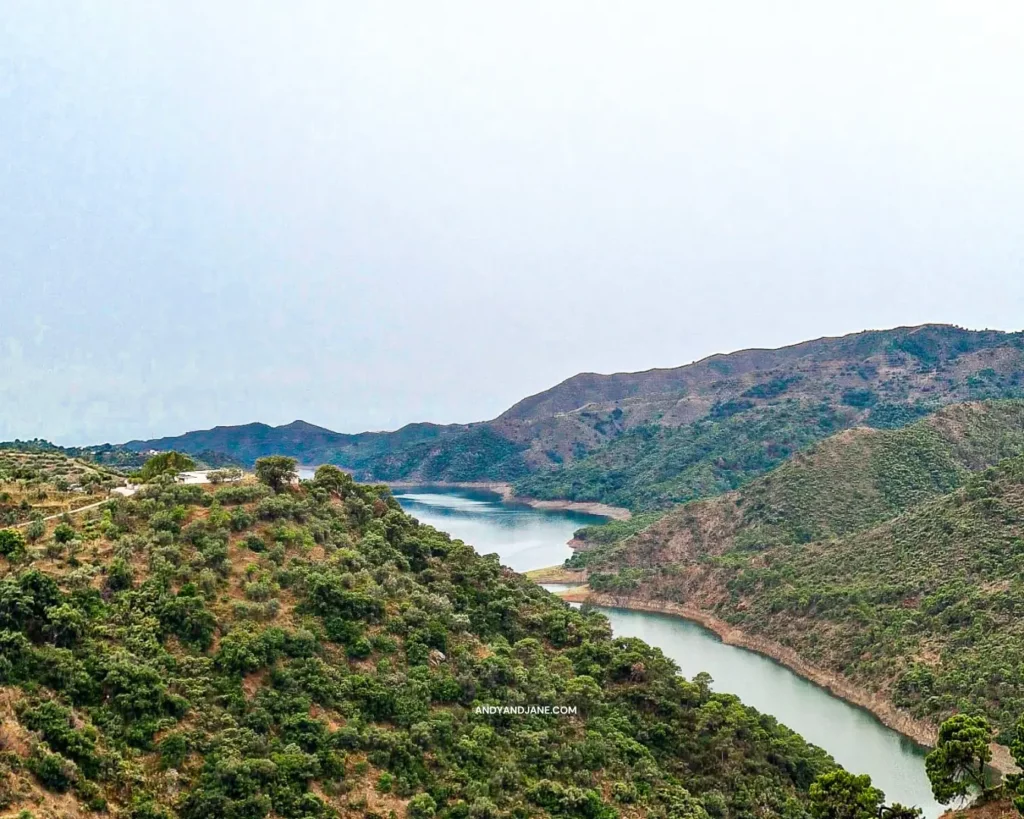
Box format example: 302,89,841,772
3,2,1023,444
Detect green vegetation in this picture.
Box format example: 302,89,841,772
568,512,666,554
725,400,1024,549
577,403,1024,740
254,455,299,492
516,401,853,511
0,451,858,818
363,426,531,483
807,770,897,819
924,715,992,805
0,450,125,526
138,451,198,482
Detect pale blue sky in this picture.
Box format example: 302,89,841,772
3,2,1023,444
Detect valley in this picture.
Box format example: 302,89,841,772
393,488,945,817
9,323,1024,817
547,401,1024,747
0,452,861,819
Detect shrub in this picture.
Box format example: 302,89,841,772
27,746,76,792
0,529,25,560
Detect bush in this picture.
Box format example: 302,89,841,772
53,523,76,544
0,529,25,560
106,557,135,591
27,747,76,792
244,534,267,552
407,793,437,818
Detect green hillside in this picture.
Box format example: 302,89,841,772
125,420,466,470
363,325,1024,493
0,454,862,819
0,449,127,527
647,454,1024,741
570,401,1024,738
514,400,852,510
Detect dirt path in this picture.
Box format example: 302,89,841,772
12,486,137,529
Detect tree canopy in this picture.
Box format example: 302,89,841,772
925,714,992,805
138,450,197,482
255,455,298,493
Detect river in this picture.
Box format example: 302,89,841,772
389,485,943,817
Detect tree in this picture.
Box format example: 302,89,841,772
53,523,76,544
407,793,437,818
809,770,884,819
925,714,992,805
139,451,197,482
255,456,297,493
0,528,26,560
1007,713,1024,815
312,464,353,495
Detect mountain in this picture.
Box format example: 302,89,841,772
563,400,1024,739
125,419,467,469
0,451,854,818
120,325,1024,510
510,324,1024,509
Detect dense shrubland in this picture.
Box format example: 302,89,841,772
0,456,855,818
515,401,854,511
571,402,1024,741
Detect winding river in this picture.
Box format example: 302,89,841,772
391,486,943,817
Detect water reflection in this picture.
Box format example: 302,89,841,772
393,486,601,573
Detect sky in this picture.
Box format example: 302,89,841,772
3,2,1024,445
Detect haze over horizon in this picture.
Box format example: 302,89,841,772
4,3,1024,444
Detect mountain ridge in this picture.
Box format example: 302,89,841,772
119,325,1024,499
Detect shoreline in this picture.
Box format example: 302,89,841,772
557,586,1018,776
383,480,632,521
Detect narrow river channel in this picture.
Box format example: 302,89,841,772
389,486,942,817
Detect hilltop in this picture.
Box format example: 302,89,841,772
118,325,1024,511
559,400,1024,739
0,452,864,818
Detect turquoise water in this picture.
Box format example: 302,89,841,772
392,486,943,817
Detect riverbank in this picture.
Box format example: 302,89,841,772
384,481,632,521
528,565,586,583
556,586,1018,776
527,565,586,583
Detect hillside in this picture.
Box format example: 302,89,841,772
514,399,853,510
562,401,1024,739
0,454,882,819
0,449,127,527
118,326,1024,512
509,325,1024,509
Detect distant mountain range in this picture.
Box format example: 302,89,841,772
122,324,1024,508
125,418,466,470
